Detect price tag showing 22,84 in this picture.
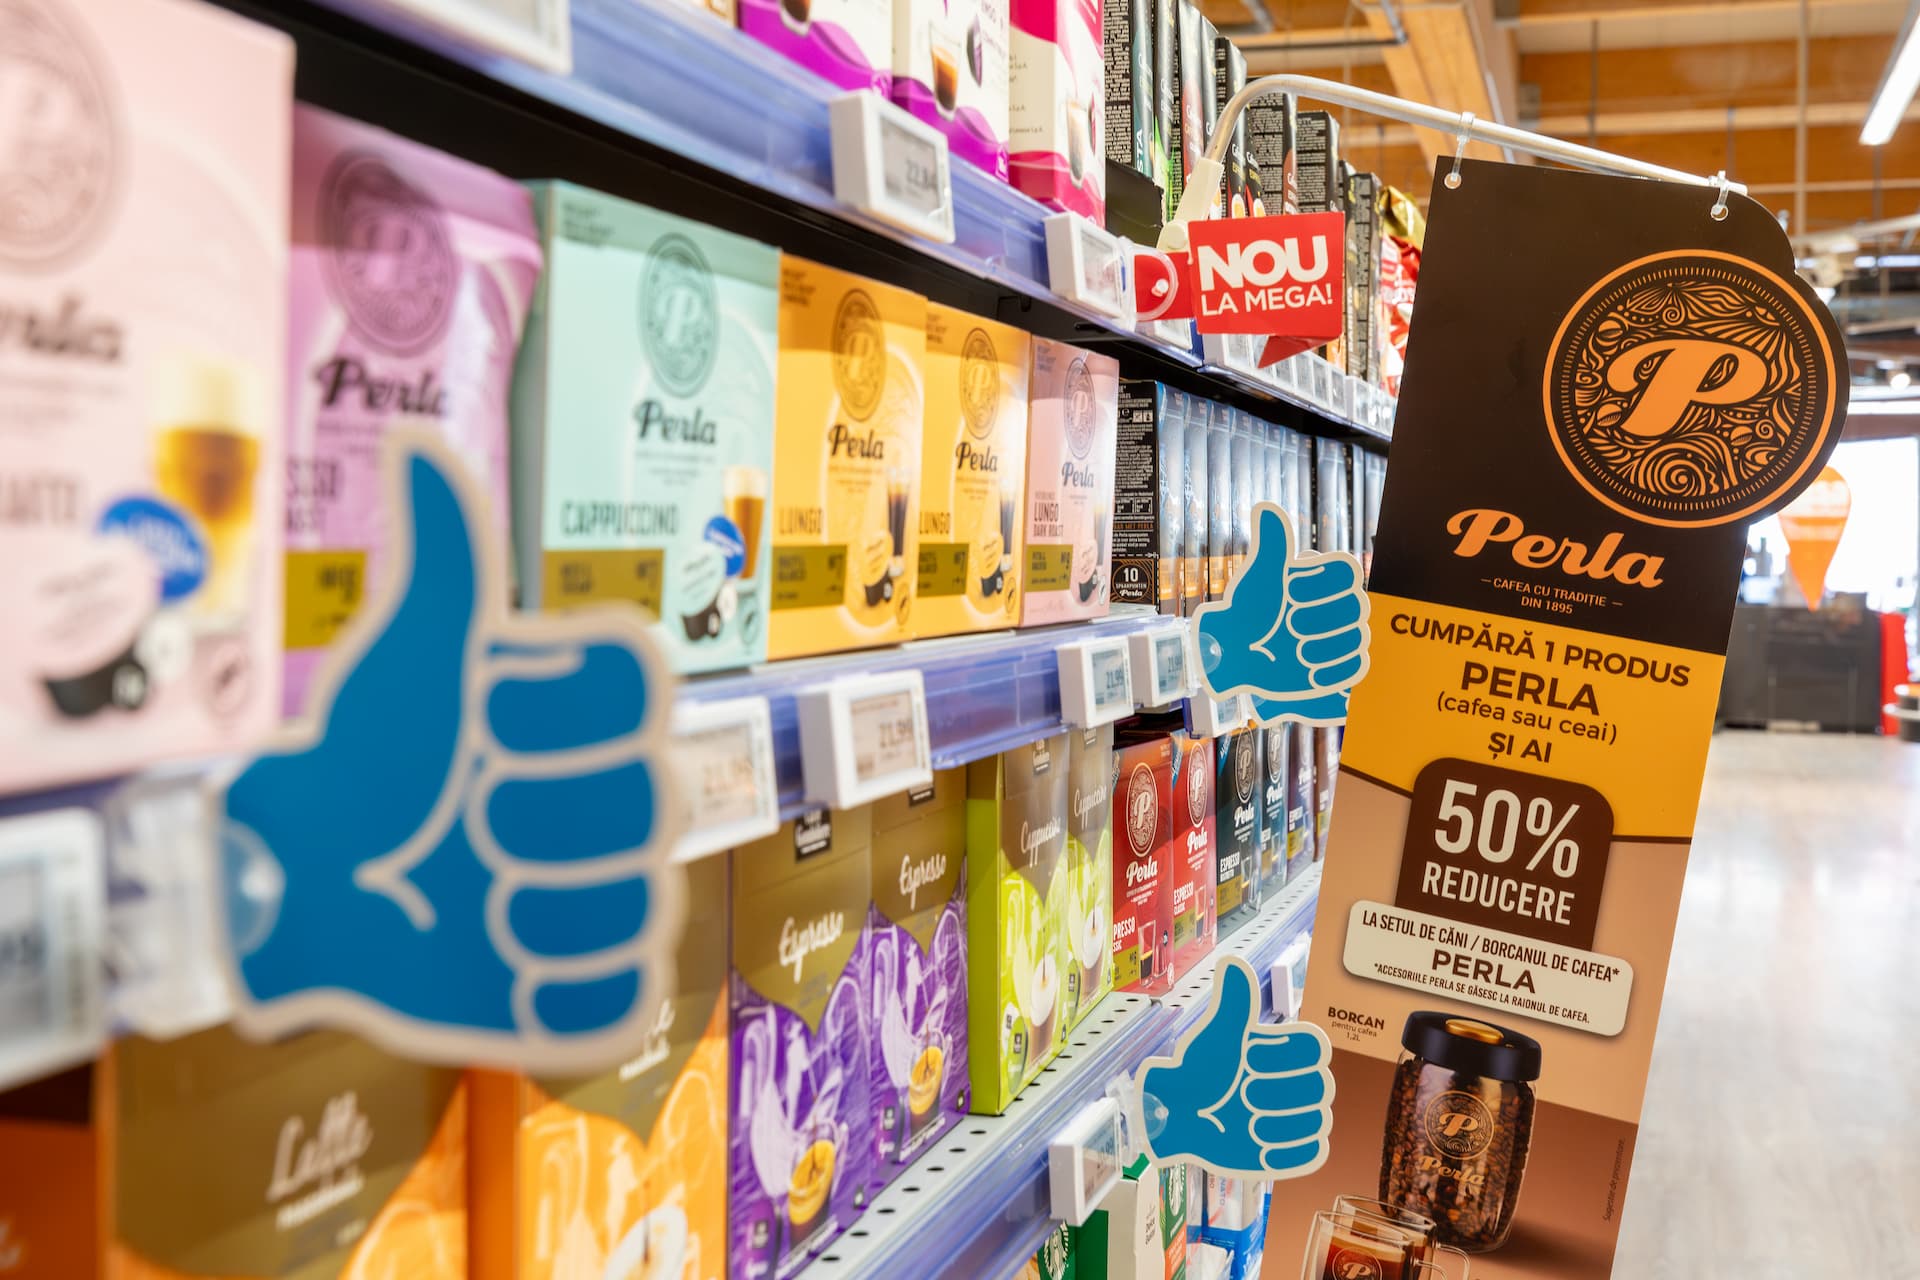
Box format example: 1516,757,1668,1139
796,671,934,809
828,92,955,244
672,697,780,863
881,116,949,228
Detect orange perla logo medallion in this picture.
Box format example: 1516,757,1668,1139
1125,763,1158,855
1422,1090,1495,1160
1543,251,1839,528
1328,1250,1384,1280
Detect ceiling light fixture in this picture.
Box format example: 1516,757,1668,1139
1863,0,1920,146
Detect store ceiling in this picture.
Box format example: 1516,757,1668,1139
1206,0,1916,233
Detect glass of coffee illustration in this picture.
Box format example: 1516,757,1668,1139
998,483,1018,572
153,360,260,618
1077,513,1110,602
928,22,962,116
1331,1196,1471,1277
1065,100,1089,186
1072,901,1105,1010
907,1028,948,1138
1301,1207,1425,1280
1382,1013,1540,1254
725,465,768,579
784,1117,838,1255
602,1204,689,1280
886,467,911,578
1332,1197,1434,1249
1025,950,1059,1063
779,0,810,33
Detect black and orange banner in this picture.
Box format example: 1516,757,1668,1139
1268,159,1846,1277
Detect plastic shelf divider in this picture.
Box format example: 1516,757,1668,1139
682,612,1169,819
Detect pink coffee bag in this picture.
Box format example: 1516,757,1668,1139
0,0,292,793
283,106,541,716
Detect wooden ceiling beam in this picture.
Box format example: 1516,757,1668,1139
1504,0,1885,25
1524,32,1898,116
1239,59,1402,92
1529,100,1913,135
1589,123,1920,180
1202,0,1362,33
1232,123,1920,218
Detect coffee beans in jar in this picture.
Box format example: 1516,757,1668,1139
1379,1012,1541,1253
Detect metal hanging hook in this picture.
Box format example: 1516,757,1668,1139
1445,112,1477,190
1710,170,1731,221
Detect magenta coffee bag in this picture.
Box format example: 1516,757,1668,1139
283,105,541,716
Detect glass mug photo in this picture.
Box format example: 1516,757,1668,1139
905,1026,950,1139
1301,1205,1472,1280
783,1115,841,1256
1331,1196,1471,1279
928,20,962,115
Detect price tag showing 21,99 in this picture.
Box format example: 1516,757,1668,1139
1059,636,1136,728
1129,622,1195,708
672,697,780,863
797,671,934,809
851,689,925,782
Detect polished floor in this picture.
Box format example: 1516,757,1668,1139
1611,730,1920,1278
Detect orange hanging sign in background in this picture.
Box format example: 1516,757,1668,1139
1778,465,1852,609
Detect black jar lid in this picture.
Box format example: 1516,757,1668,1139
1401,1011,1543,1082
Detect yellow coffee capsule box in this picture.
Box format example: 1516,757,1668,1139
768,258,927,660
911,305,1031,638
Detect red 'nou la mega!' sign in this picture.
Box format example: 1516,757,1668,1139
1189,211,1346,338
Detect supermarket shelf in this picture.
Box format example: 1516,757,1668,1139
684,610,1176,820
255,0,1392,446
804,864,1321,1280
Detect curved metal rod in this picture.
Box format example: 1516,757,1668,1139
1217,75,1742,188
1159,74,1746,250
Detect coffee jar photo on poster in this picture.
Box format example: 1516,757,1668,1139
1381,1012,1541,1253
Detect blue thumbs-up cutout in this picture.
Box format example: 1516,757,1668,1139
1194,504,1370,726
218,434,683,1072
1137,957,1334,1178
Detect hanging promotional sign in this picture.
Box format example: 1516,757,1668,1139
1189,212,1347,340
1128,215,1348,357
1777,464,1851,609
216,435,686,1073
1266,159,1845,1278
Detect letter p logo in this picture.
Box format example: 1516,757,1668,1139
1605,338,1768,439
